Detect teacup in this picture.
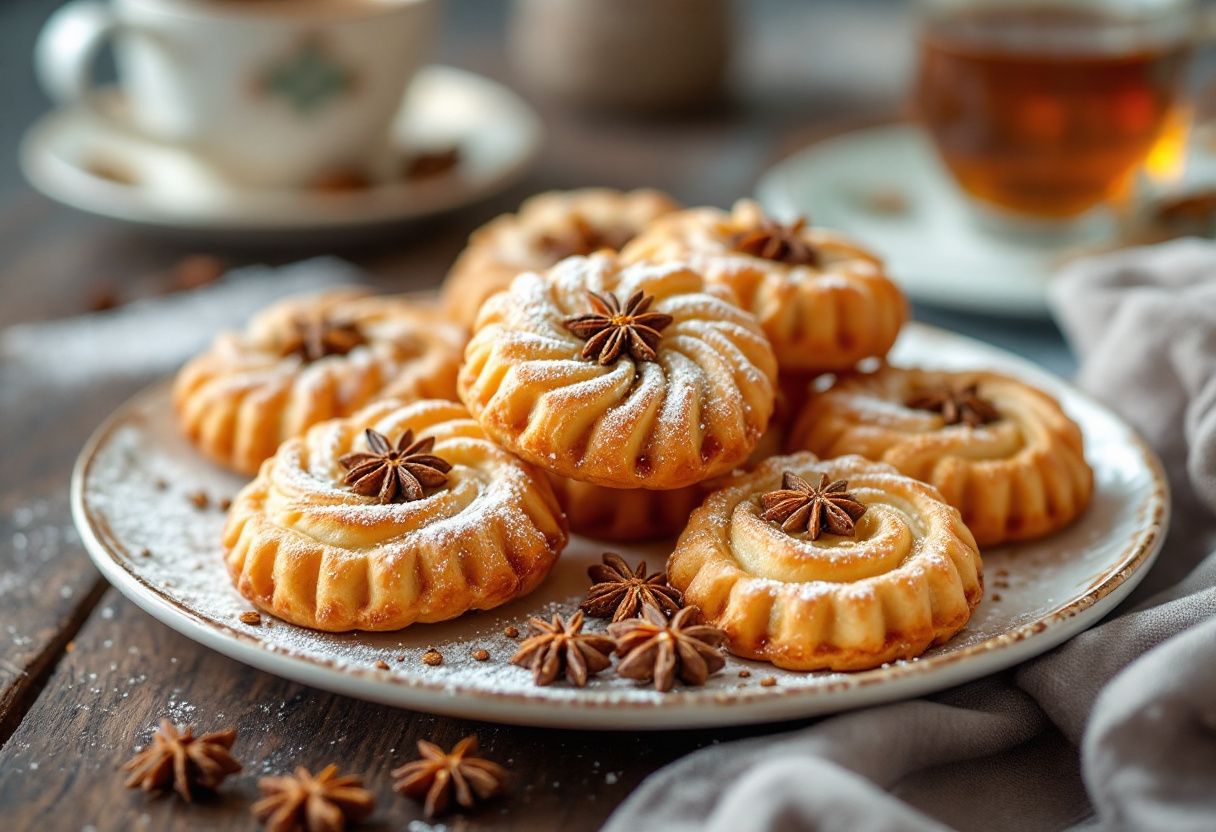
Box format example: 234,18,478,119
36,0,438,188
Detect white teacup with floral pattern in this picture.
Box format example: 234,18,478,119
36,0,437,188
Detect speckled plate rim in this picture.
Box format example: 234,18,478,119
70,322,1170,729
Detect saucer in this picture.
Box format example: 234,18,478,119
755,123,1107,319
20,66,543,234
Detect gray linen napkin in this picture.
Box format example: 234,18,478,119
1,257,361,396
604,238,1216,832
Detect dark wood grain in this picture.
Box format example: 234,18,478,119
0,593,792,831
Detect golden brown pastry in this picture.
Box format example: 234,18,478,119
667,453,984,671
223,399,568,631
621,199,907,374
458,252,778,490
787,366,1093,546
174,290,464,475
441,188,680,328
546,474,706,541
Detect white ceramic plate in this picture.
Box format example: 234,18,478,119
755,123,1113,319
71,323,1167,729
20,66,542,234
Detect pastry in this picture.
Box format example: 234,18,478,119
546,474,706,541
621,199,907,374
667,453,983,671
458,252,778,489
222,399,568,630
787,366,1093,546
442,188,680,328
174,291,464,475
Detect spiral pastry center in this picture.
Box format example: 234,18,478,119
729,488,924,584
267,441,492,550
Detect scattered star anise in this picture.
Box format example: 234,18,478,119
609,605,727,692
907,382,1001,427
730,216,819,265
122,720,241,802
509,610,616,687
282,316,365,362
580,552,683,623
252,764,374,832
392,735,508,817
537,214,633,260
338,428,451,504
563,289,674,365
760,471,867,539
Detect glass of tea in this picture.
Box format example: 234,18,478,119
916,0,1195,231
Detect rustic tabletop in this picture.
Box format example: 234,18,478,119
0,2,1073,830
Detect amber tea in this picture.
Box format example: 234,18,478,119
917,5,1191,219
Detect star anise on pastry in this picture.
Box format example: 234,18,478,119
907,382,1000,427
760,471,868,539
609,605,727,692
122,719,241,802
392,735,508,817
730,216,819,265
509,610,616,687
282,316,365,362
252,764,374,832
580,552,684,622
563,289,674,365
537,214,634,260
339,428,452,504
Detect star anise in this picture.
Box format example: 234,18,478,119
509,610,616,687
563,289,674,365
580,552,684,623
537,214,634,260
338,428,451,504
282,316,365,362
392,735,508,817
252,764,374,832
609,605,727,692
760,471,868,539
907,382,1001,427
730,216,819,265
122,720,241,802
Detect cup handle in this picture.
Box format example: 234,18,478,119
35,0,126,123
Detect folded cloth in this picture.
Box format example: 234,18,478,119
1,257,361,395
604,239,1216,832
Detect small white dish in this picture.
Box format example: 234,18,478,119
756,123,1109,319
71,323,1167,730
20,65,543,234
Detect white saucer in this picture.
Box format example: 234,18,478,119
756,124,1101,319
71,323,1167,729
20,66,543,234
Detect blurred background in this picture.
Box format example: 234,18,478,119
0,0,913,329
4,0,1214,373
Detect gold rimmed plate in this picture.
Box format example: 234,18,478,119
71,323,1168,729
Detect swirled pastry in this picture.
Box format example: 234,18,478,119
174,291,464,475
442,188,680,328
546,474,706,541
222,399,568,631
787,366,1093,546
621,199,907,374
667,453,983,671
458,253,778,489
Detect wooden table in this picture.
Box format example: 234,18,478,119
0,2,1071,829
